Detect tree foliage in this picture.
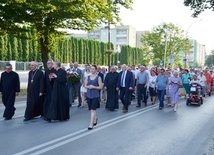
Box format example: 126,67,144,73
205,50,214,67
141,22,192,67
184,0,214,17
0,0,133,69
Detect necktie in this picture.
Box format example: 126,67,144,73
121,71,125,87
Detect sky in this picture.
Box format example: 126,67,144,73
119,0,214,53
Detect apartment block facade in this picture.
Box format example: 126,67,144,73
70,25,137,51
186,39,206,67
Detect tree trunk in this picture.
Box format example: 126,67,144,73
40,37,49,70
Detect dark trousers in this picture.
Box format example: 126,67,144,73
119,87,131,110
137,84,147,105
157,89,166,108
69,82,82,106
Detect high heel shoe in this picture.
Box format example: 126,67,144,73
88,126,93,130
93,118,98,126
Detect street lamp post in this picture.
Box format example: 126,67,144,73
116,45,121,63
184,19,202,68
164,29,168,69
105,23,114,72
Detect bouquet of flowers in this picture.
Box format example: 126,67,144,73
67,72,81,84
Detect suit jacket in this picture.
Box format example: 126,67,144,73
117,70,134,91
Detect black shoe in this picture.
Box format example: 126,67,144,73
23,118,31,121
109,108,115,111
88,127,93,130
136,104,141,108
94,118,98,126
77,104,81,107
4,118,11,120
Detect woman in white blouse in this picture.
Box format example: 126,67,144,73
80,66,91,107
149,70,157,105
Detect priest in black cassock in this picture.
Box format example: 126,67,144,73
46,61,70,122
24,61,44,121
0,63,20,120
104,66,119,111
43,60,55,119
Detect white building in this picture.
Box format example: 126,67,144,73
70,25,137,50
186,39,206,67
136,31,145,48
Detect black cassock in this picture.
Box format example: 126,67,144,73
43,68,55,118
0,71,20,119
104,71,119,110
46,68,70,121
24,69,44,119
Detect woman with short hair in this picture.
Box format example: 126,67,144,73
169,71,182,112
148,70,157,105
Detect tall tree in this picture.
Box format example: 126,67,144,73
184,0,214,17
0,0,133,69
0,35,7,60
141,23,192,66
205,50,214,67
9,33,18,60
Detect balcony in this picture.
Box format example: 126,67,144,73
116,42,127,45
116,33,127,37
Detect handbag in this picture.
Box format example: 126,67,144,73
178,87,186,96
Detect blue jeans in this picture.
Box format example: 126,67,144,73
157,89,166,108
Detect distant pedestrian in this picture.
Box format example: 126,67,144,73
80,65,91,107
67,62,74,106
198,71,206,97
136,65,149,107
85,65,103,130
71,62,82,107
24,61,44,121
148,70,157,105
169,71,182,112
181,69,191,98
0,63,20,120
155,69,169,110
43,60,55,119
46,61,70,122
116,64,134,113
104,66,119,111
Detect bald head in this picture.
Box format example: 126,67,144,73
30,61,38,71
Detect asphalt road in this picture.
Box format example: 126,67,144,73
1,95,214,155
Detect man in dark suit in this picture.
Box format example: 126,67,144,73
116,64,134,113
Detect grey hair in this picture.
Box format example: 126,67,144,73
54,61,61,67
173,71,179,76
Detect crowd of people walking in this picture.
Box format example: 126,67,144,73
1,61,214,130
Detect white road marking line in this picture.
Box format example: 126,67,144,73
14,105,157,155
